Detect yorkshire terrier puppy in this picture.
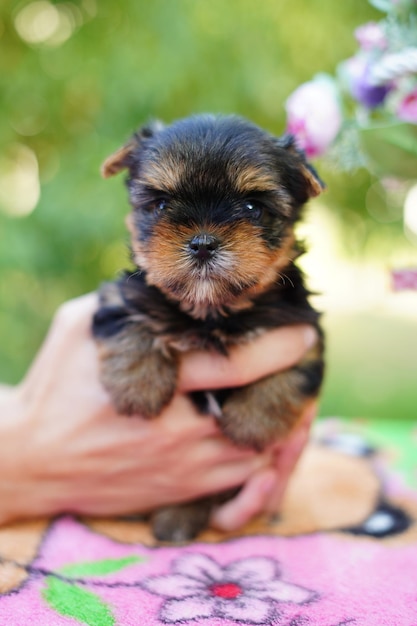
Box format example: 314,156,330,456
92,114,325,541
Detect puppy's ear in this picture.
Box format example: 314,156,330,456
276,134,325,201
101,121,164,178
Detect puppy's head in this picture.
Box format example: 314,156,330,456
102,115,324,317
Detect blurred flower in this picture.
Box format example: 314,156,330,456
397,87,417,122
285,76,342,157
343,55,393,108
284,0,417,180
355,22,387,51
392,268,417,290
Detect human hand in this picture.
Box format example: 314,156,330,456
178,321,318,531
0,293,317,528
210,401,317,531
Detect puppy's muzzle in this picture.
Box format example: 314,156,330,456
188,233,220,261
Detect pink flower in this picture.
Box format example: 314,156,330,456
142,552,317,624
285,76,342,157
392,268,417,290
355,22,387,51
397,88,417,123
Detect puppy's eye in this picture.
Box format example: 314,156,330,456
156,199,167,212
244,201,263,220
147,198,168,212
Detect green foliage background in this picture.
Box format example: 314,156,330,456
1,0,416,420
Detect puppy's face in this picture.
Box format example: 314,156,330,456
102,115,324,316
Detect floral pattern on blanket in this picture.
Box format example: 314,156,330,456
141,553,316,623
0,514,416,625
0,421,416,626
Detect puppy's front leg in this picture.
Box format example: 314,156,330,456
96,327,177,418
93,301,177,419
220,348,323,451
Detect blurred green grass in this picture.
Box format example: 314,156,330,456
321,312,417,421
1,0,416,423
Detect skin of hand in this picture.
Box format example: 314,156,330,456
0,293,317,529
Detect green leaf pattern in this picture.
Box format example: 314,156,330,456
42,555,146,626
42,578,115,626
60,555,145,578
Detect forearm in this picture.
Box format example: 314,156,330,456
0,384,28,523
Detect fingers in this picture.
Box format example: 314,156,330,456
50,292,99,339
178,324,318,392
20,293,99,394
210,402,317,531
266,401,317,514
210,468,277,532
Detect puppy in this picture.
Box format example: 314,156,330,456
92,114,325,541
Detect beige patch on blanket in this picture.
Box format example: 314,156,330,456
0,519,48,594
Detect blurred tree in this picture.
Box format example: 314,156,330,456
0,0,407,385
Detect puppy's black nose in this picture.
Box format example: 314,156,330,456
188,234,219,260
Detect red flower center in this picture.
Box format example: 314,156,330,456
209,582,243,599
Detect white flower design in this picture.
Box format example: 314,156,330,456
142,553,317,624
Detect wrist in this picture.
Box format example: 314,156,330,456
0,384,33,524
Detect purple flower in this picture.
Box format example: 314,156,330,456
355,22,387,51
343,55,392,108
285,76,342,157
397,88,417,123
142,553,317,624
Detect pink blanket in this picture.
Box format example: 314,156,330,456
1,418,416,625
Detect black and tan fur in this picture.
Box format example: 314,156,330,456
92,114,325,541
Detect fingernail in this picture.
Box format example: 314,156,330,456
259,471,277,495
302,400,318,428
304,326,317,349
291,426,310,452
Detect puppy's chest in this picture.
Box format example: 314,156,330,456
150,314,263,356
118,267,316,356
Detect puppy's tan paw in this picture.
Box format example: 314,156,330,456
103,352,177,418
220,401,286,451
151,501,212,542
108,381,175,418
97,328,178,418
219,371,305,450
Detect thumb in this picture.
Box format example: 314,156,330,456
210,468,277,532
